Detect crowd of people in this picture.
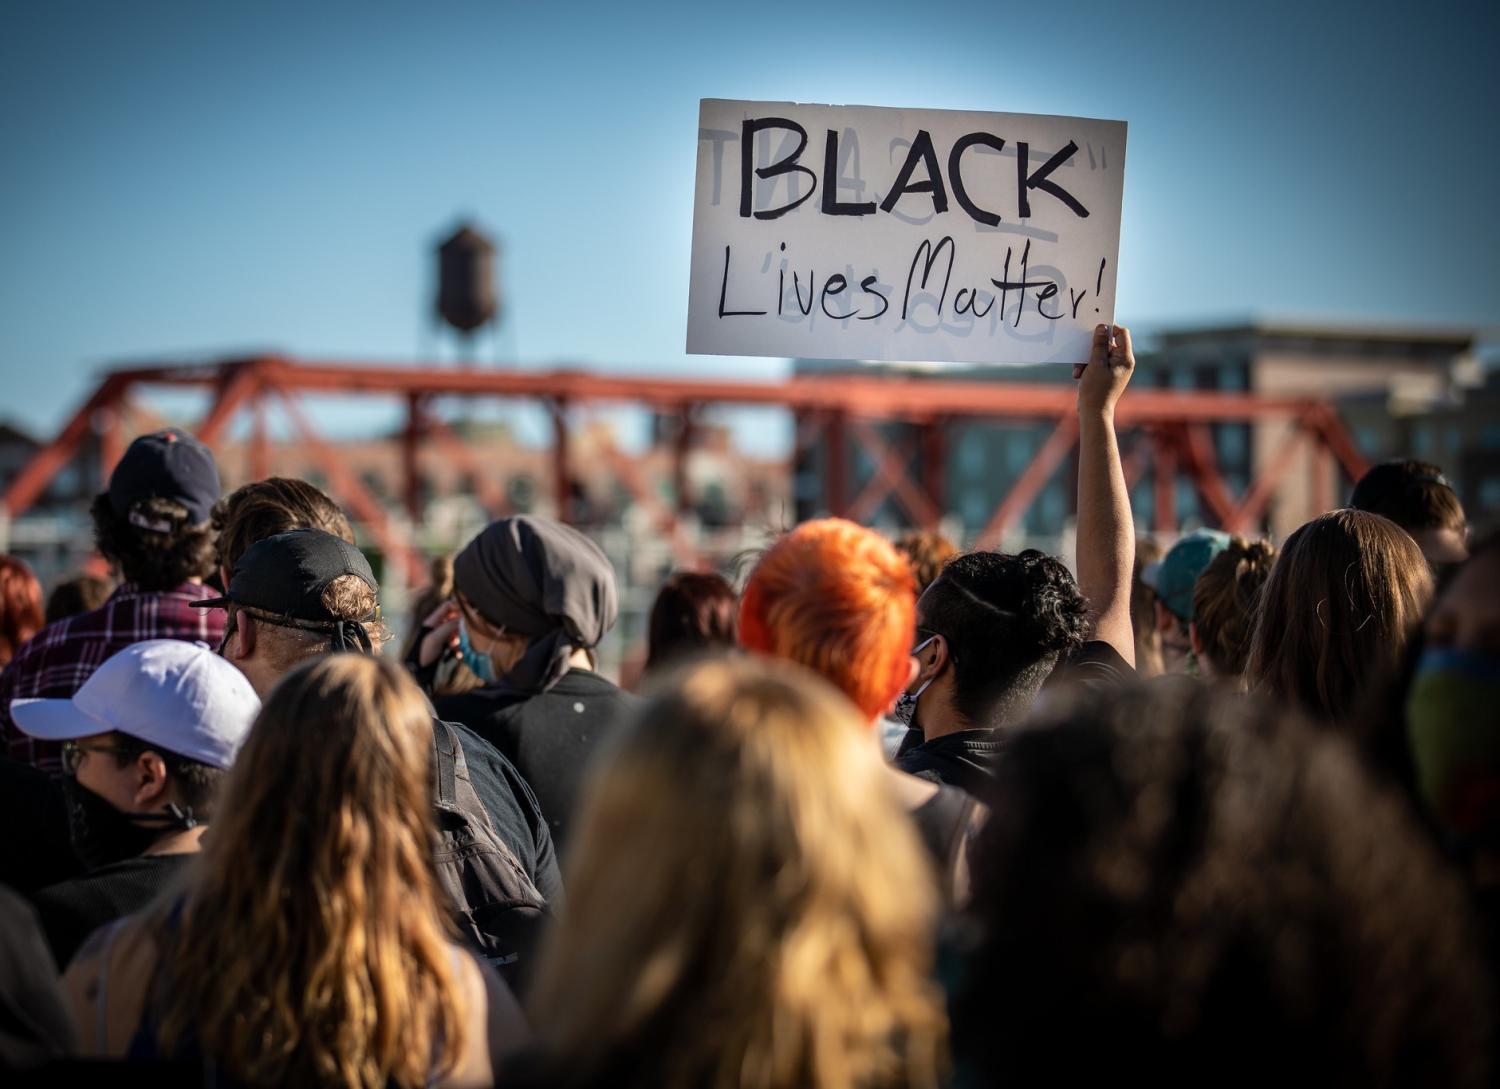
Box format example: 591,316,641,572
0,323,1494,1087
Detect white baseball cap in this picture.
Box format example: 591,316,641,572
11,640,260,770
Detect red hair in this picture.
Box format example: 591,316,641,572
739,519,916,722
0,555,44,669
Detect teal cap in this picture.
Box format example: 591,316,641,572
1141,529,1232,623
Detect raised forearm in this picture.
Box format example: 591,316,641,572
1076,407,1135,664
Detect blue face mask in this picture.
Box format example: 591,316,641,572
457,619,497,683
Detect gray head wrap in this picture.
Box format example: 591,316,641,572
452,516,619,694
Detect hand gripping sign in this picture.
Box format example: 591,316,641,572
687,99,1127,366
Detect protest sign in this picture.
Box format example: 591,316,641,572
687,99,1127,366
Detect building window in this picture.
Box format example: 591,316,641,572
1412,424,1434,459
1005,430,1034,475
1356,426,1382,458
961,491,988,530
958,429,987,476
1479,477,1500,513
1216,425,1247,466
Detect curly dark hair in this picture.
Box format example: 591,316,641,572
91,493,216,591
917,549,1089,728
953,679,1492,1088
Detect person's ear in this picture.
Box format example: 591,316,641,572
131,751,171,809
927,634,951,678
232,613,257,660
1154,600,1175,635
914,634,950,684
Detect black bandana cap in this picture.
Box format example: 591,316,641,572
192,528,379,652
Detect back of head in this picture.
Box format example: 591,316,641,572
739,519,916,722
1248,510,1432,724
895,529,958,594
93,429,220,591
1351,459,1467,536
0,555,43,667
211,476,354,575
156,655,464,1088
212,528,385,680
1191,537,1277,680
90,495,215,592
954,680,1490,1088
1149,529,1233,627
43,572,113,624
528,656,944,1089
645,571,738,672
253,574,383,674
922,550,1089,726
452,515,619,693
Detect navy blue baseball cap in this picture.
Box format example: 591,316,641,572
108,428,221,525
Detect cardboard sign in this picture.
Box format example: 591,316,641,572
687,99,1127,366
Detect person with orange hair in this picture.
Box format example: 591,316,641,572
739,518,978,901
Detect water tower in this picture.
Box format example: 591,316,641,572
435,222,499,365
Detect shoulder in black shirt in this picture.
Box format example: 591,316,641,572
897,729,1006,800
32,853,189,969
436,718,564,905
435,670,639,854
1046,639,1134,692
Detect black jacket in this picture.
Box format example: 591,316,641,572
896,729,1005,800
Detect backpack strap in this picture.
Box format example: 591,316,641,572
433,720,502,837
433,719,462,811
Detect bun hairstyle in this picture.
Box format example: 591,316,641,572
1191,537,1277,681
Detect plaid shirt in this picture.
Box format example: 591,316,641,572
0,582,227,773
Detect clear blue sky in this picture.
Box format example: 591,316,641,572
2,0,1496,437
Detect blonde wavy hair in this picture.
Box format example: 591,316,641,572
526,656,947,1089
149,654,465,1089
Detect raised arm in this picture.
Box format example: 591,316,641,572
1073,323,1137,665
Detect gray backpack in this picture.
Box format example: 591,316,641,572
431,720,550,988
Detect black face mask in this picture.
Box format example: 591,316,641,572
60,777,190,871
